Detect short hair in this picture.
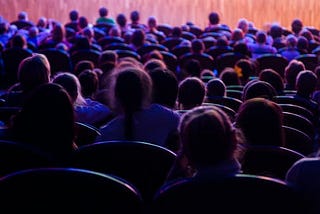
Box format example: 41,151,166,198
130,10,140,22
178,77,205,109
69,10,79,21
99,7,108,17
208,12,220,25
206,78,226,97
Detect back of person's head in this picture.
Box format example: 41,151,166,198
185,59,202,78
297,36,309,51
208,12,220,25
18,53,51,92
242,79,277,101
300,29,314,41
286,34,298,48
237,18,249,33
99,50,118,65
171,27,182,37
296,70,317,97
231,28,244,41
269,23,283,38
259,69,284,94
216,37,228,46
233,41,251,57
256,31,267,44
149,68,178,108
291,18,303,35
109,66,152,140
131,29,145,47
18,11,28,21
235,97,284,147
116,13,127,27
235,59,255,84
178,77,205,110
78,69,99,98
284,59,305,89
52,72,85,105
78,16,88,29
109,66,152,113
147,16,157,28
206,78,226,97
130,10,140,22
191,39,205,53
74,60,95,76
144,58,166,73
69,10,79,21
219,67,241,86
179,105,239,168
10,33,27,48
12,83,75,160
98,7,108,17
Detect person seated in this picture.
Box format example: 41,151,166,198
64,10,80,32
0,53,50,108
166,105,244,182
4,83,77,164
248,30,277,59
145,16,166,43
279,34,300,61
10,11,34,30
286,154,320,213
177,77,206,110
52,72,112,127
284,59,305,90
269,23,286,50
128,10,147,31
95,7,116,25
96,65,180,149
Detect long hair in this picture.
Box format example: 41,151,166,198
109,67,152,140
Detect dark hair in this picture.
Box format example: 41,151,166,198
235,98,284,146
110,67,152,140
149,68,178,108
69,10,79,21
12,83,75,161
99,7,108,17
208,12,220,25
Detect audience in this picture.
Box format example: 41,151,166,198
1,8,320,210
96,66,180,149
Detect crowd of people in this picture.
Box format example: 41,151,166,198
0,7,319,212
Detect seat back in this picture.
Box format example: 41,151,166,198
115,49,141,61
0,167,144,213
152,174,306,213
205,96,243,112
283,125,315,156
294,54,318,71
74,122,101,146
70,49,101,68
0,140,51,176
71,140,177,203
278,103,314,125
202,103,236,121
38,48,72,76
241,145,305,180
2,48,33,87
159,51,178,72
214,52,248,74
256,53,289,77
282,111,315,140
